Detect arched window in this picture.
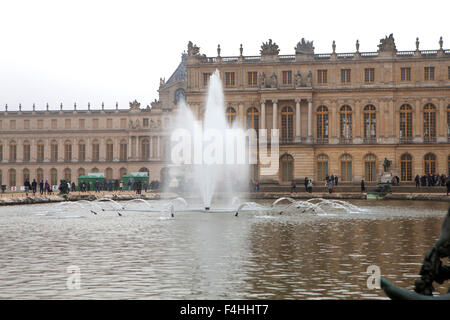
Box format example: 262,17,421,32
23,141,30,162
226,107,236,126
78,141,86,162
105,168,113,181
400,104,413,141
119,167,127,178
317,154,328,181
424,153,436,175
364,154,376,182
36,168,44,183
247,107,259,131
8,169,16,187
364,105,376,141
280,154,294,182
106,140,113,161
92,140,100,162
316,106,328,142
64,168,71,182
37,141,44,162
9,141,17,162
51,140,58,162
423,103,436,142
64,140,72,162
141,138,150,160
281,106,294,141
340,154,352,182
400,153,412,181
50,168,58,186
78,168,85,178
91,168,99,173
23,168,30,184
340,105,352,140
120,140,128,161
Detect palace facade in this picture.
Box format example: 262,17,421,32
0,55,187,189
184,35,450,184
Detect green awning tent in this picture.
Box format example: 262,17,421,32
77,173,105,188
121,172,149,185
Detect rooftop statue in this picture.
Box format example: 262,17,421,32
260,39,280,56
187,41,200,56
295,38,314,55
378,33,397,53
129,100,141,111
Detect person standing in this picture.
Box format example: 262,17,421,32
45,180,50,194
307,179,313,193
415,175,420,189
361,179,365,193
304,177,308,192
446,177,450,196
327,179,334,194
39,180,44,195
291,180,296,193
31,179,37,196
335,175,339,186
24,179,31,196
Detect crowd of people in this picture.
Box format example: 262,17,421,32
414,174,449,188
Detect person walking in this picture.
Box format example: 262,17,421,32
361,179,366,193
446,177,450,196
45,180,50,194
24,179,31,196
304,177,308,192
415,175,420,189
120,181,124,192
291,180,296,193
39,180,44,195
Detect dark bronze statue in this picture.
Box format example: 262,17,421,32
381,207,450,299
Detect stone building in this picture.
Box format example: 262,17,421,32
184,35,450,184
0,54,187,189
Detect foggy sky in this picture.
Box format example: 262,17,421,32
0,0,448,111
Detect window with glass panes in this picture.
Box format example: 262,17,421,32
281,106,294,140
364,154,376,182
340,106,352,138
317,70,327,84
226,107,236,126
400,153,412,181
120,141,127,161
203,73,211,87
363,105,376,139
340,154,352,182
316,106,328,141
23,143,30,162
225,72,235,87
51,142,58,162
399,105,413,138
423,104,436,138
78,142,85,161
92,142,99,161
248,72,257,86
9,143,17,162
317,154,328,181
424,67,435,80
341,69,351,83
280,154,294,182
364,68,375,82
424,153,436,175
64,142,72,162
247,107,259,131
106,141,113,161
50,169,58,186
401,67,411,81
37,143,44,162
282,71,292,85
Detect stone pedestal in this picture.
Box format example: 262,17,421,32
380,172,392,184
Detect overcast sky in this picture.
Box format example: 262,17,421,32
0,0,448,111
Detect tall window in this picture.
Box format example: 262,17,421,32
447,105,450,137
401,67,411,81
23,168,30,184
424,153,436,175
10,120,16,129
65,119,71,129
248,72,257,87
106,140,113,161
79,119,85,129
51,141,58,162
364,68,375,83
225,72,235,87
423,103,436,141
23,142,30,162
0,169,2,186
317,154,328,181
119,167,127,178
37,168,44,182
316,106,329,142
93,119,99,129
364,154,376,182
400,153,412,181
78,141,86,162
141,139,150,160
247,107,259,131
24,120,30,129
51,119,57,129
280,154,294,182
341,69,351,83
281,106,294,141
9,142,17,162
282,71,292,85
64,141,72,162
78,168,85,178
363,105,376,141
107,119,113,129
38,120,43,129
424,67,435,81
50,168,58,186
339,105,352,140
203,73,211,87
0,143,3,161
317,70,327,84
399,104,413,140
226,107,236,126
64,168,71,182
340,154,352,182
120,140,128,161
92,141,100,161
8,169,16,187
37,142,44,162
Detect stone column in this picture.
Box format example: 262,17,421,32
295,98,301,141
437,99,446,142
272,99,278,131
157,136,161,159
413,100,422,142
307,99,313,142
260,100,266,130
238,102,245,128
354,100,362,143
149,136,153,159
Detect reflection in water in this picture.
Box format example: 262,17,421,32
0,200,448,299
